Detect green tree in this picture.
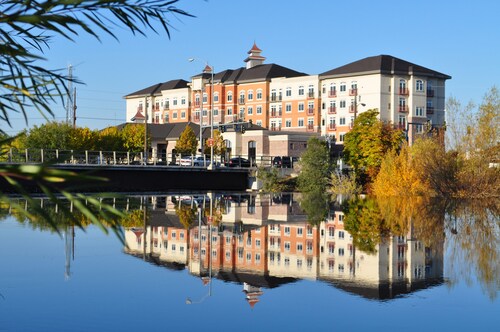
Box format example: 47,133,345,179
0,0,191,238
175,126,198,155
343,109,405,187
25,122,74,149
297,137,330,193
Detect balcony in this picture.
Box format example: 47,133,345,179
349,122,354,129
349,105,357,113
427,107,434,114
328,124,336,131
238,98,245,105
163,103,170,110
328,90,337,98
194,101,201,107
154,106,160,111
307,92,315,99
349,88,358,96
193,115,200,121
399,88,409,96
270,95,282,102
270,125,282,132
426,89,435,97
270,111,282,118
328,106,337,114
306,124,315,131
307,107,315,115
398,105,409,113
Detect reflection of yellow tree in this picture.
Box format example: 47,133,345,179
376,196,446,247
175,204,197,229
119,209,146,228
446,199,499,300
203,197,226,226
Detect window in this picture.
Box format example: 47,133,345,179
173,97,178,106
297,243,303,252
248,90,254,100
213,108,218,116
227,92,233,102
248,106,253,115
297,259,303,268
338,248,345,256
308,85,314,97
172,231,176,238
284,226,291,235
256,239,261,248
171,244,176,251
297,228,303,236
286,87,292,97
203,93,207,103
339,133,345,142
298,103,304,112
180,232,184,239
180,246,184,253
181,111,186,119
286,103,292,113
340,82,346,92
285,119,292,127
227,108,233,115
328,227,335,238
307,226,313,236
284,242,291,251
214,92,219,103
298,118,304,127
339,117,346,125
306,241,313,253
225,251,231,260
338,231,344,239
256,89,263,100
416,80,424,91
416,106,424,117
256,106,262,114
340,100,346,108
256,120,262,126
328,243,335,254
238,248,244,260
181,97,186,105
338,264,344,273
202,109,207,116
246,253,252,261
255,253,261,263
298,86,304,96
239,91,245,103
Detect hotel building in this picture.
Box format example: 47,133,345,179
125,44,451,145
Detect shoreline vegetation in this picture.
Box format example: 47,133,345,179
259,87,499,200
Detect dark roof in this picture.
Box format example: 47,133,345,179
111,122,211,141
125,79,189,98
320,55,451,80
192,64,307,84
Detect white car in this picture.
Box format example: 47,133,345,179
178,156,211,167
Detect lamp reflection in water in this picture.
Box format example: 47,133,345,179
186,194,213,304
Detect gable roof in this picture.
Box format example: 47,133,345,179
191,64,307,85
319,55,451,80
125,79,189,98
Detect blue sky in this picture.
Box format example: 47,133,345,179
4,0,499,134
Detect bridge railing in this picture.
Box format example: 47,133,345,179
1,148,297,168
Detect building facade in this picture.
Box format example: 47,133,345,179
125,44,451,145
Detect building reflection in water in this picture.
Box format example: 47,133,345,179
122,193,444,304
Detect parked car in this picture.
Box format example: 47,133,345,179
273,156,292,168
281,156,292,168
226,157,251,167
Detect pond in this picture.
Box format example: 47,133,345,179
0,193,498,331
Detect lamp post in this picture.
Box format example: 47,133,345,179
189,58,215,170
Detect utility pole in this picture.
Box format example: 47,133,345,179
66,64,74,124
72,88,77,128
